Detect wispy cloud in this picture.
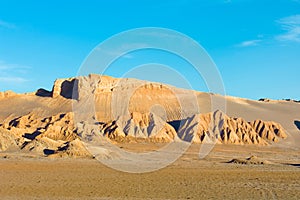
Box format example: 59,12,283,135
276,15,300,42
0,61,31,73
96,43,150,59
0,77,28,83
237,39,262,47
0,61,30,85
0,20,16,29
96,48,134,59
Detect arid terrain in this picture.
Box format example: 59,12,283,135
1,145,300,200
0,74,300,199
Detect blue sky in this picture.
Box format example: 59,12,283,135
0,0,300,100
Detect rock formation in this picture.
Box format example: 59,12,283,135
0,109,288,157
52,74,196,122
228,155,273,165
0,112,82,157
0,128,19,151
258,98,300,103
0,90,18,99
177,110,287,145
0,75,290,157
101,112,178,142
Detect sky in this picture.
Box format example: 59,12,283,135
0,0,300,100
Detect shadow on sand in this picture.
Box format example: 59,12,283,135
23,130,42,140
35,88,52,97
294,120,300,131
35,79,79,100
284,163,300,168
43,149,56,155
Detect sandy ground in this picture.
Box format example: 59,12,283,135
1,144,300,200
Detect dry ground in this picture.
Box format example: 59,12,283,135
0,144,299,200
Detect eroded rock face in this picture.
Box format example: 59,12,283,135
53,74,196,122
0,128,19,151
102,112,178,142
52,75,118,100
52,78,79,99
0,112,83,157
251,120,287,142
2,112,77,141
177,110,287,145
0,108,288,157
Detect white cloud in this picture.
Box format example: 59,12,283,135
276,15,300,42
237,39,262,47
0,77,28,83
0,61,30,70
95,43,150,59
0,61,30,84
0,20,16,29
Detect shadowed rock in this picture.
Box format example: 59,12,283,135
35,88,52,97
52,78,79,100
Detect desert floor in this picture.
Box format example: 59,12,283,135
0,144,300,200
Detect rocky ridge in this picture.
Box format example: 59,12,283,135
0,110,287,157
0,75,288,157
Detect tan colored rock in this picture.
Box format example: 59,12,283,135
41,113,77,141
7,113,39,129
0,128,19,151
250,120,287,142
0,90,18,99
20,137,64,154
177,110,286,145
52,78,78,99
44,139,91,158
102,112,178,142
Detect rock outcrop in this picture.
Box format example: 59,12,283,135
101,112,178,142
250,120,287,142
228,155,273,165
0,90,18,99
52,74,195,122
0,108,288,157
0,112,83,157
0,128,19,151
258,98,300,103
177,110,287,145
52,78,79,99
